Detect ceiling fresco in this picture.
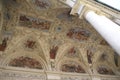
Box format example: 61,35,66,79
9,56,43,69
65,47,79,58
0,0,120,76
32,0,51,10
19,14,52,32
67,27,90,41
97,65,115,75
0,38,7,51
61,61,86,73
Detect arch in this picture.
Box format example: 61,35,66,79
9,56,43,69
1,52,48,70
55,43,73,62
64,47,79,58
96,65,115,75
56,59,88,73
61,62,85,73
4,32,48,65
56,44,83,62
94,63,115,75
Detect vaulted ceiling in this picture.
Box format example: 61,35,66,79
0,0,120,75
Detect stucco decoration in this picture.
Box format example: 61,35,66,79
56,8,73,21
61,61,85,73
114,52,119,67
97,65,115,75
3,8,10,30
4,0,19,7
67,27,90,41
19,15,52,31
2,0,19,31
49,37,63,46
9,56,43,69
0,71,46,80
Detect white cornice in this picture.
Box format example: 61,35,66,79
81,0,120,19
59,0,120,19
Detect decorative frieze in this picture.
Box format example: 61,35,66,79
0,71,46,80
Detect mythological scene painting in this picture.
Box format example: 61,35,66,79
9,56,43,69
19,15,51,31
61,62,85,73
97,65,114,75
67,27,90,41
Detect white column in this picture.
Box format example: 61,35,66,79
84,11,120,55
66,0,76,7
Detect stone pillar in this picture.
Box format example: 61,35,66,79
84,11,120,55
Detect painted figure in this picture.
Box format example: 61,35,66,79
66,47,78,57
0,38,8,51
87,50,93,64
50,46,58,59
25,40,36,49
